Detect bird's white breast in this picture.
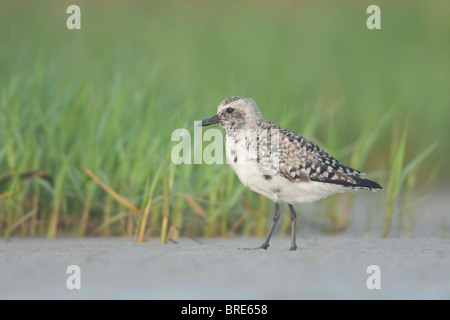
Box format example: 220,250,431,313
225,135,348,204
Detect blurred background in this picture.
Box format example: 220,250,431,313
0,0,449,240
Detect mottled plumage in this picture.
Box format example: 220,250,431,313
257,121,379,189
200,96,382,250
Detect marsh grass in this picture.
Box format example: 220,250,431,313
0,0,448,240
383,121,438,237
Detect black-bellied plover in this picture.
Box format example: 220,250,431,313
199,97,382,250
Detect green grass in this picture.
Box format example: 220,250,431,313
0,0,449,240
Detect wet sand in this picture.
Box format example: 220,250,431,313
1,236,449,299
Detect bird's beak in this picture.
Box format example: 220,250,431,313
198,114,220,127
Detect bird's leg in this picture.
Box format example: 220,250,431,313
288,204,298,251
239,203,280,250
259,203,280,249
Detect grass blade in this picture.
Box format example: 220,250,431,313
81,165,141,215
0,192,11,200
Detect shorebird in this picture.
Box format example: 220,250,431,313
199,97,382,250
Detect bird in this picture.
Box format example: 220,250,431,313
199,96,382,250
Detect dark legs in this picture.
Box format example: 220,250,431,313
240,202,298,251
288,204,298,251
240,203,280,250
259,203,280,249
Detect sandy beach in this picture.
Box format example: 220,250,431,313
1,236,449,300
1,190,449,300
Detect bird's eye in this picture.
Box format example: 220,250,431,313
226,108,234,114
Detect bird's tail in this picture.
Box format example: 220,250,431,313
353,176,382,191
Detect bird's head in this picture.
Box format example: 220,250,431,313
199,96,263,130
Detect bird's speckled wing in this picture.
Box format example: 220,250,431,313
258,121,381,190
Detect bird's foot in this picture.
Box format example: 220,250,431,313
238,244,269,250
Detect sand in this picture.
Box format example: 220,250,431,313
1,236,449,300
1,189,449,300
